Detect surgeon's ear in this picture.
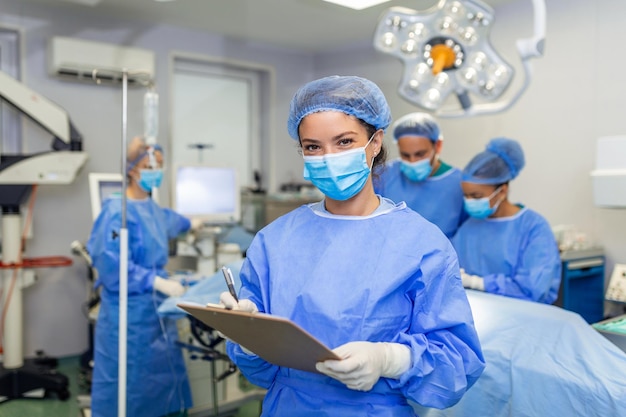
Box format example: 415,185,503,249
372,129,384,155
434,139,443,154
127,168,138,184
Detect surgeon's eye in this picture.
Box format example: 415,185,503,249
338,138,355,147
302,144,322,156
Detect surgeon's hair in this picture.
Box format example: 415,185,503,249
359,119,387,180
126,136,148,182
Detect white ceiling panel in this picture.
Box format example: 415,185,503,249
19,0,514,52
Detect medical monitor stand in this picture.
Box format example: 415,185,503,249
0,188,70,401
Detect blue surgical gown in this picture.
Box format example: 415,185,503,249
227,199,485,417
87,196,193,417
451,207,562,304
374,159,467,238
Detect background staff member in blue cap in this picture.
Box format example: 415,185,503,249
219,75,485,416
452,137,561,304
87,136,193,417
374,112,467,238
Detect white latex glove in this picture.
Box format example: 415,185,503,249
190,217,204,231
217,292,258,355
315,342,411,392
219,291,259,313
154,276,186,297
461,271,485,291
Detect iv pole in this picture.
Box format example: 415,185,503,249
89,66,156,417
90,67,151,417
118,69,129,417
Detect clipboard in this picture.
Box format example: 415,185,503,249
177,302,340,373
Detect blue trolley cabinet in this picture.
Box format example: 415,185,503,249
558,249,605,323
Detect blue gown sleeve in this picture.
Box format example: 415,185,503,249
372,164,388,195
373,178,384,195
456,207,469,232
88,209,159,294
225,247,280,389
226,342,279,389
162,208,191,238
482,218,562,303
389,243,486,409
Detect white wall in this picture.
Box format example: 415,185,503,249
2,0,626,357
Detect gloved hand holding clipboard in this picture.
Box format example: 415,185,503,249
177,302,340,373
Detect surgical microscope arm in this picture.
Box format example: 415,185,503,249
0,69,82,150
0,69,87,187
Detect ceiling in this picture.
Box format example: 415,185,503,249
22,0,513,52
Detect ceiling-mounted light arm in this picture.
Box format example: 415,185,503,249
516,0,546,60
440,0,546,118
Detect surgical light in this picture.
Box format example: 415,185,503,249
373,0,546,117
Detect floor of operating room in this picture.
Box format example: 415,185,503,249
0,355,262,417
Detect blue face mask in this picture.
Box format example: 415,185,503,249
400,157,433,182
303,136,374,201
138,169,164,192
463,186,503,219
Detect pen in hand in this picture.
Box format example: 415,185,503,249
221,266,239,307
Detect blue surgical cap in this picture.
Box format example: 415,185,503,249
392,112,441,142
287,75,392,140
462,137,525,184
126,138,163,174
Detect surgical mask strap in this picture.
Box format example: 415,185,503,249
365,132,375,149
431,150,439,165
487,185,503,201
485,185,506,215
365,132,378,168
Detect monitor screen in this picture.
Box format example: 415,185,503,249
88,172,123,220
173,166,240,224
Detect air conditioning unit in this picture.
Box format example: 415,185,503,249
48,36,155,85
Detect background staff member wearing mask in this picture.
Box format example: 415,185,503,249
87,136,193,417
452,137,561,304
374,112,467,238
219,75,485,417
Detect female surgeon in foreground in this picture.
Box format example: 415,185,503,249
219,75,485,416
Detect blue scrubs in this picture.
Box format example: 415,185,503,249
451,207,562,304
374,159,467,238
87,196,192,417
227,198,485,417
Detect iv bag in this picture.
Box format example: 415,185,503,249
144,90,159,145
